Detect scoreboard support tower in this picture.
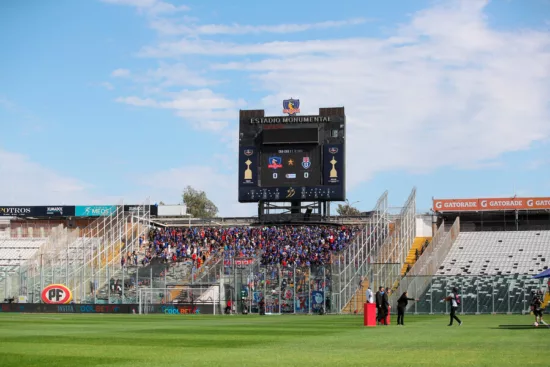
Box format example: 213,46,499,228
257,200,330,224
238,106,346,224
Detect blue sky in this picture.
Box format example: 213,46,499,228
0,0,549,216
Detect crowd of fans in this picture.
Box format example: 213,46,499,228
142,225,360,268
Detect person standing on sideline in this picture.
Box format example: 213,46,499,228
376,287,388,325
531,290,544,326
442,287,462,326
397,291,418,326
366,287,374,304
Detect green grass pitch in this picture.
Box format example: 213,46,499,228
0,313,548,367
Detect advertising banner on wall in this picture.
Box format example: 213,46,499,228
0,206,76,217
124,205,158,216
0,303,215,314
75,205,117,217
433,197,550,212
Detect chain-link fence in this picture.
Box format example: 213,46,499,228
394,274,547,314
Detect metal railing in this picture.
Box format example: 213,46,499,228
331,191,391,312
396,217,460,305
1,201,152,302
396,274,546,314
368,188,416,295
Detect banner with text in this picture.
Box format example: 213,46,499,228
0,303,214,314
75,205,117,217
433,197,550,212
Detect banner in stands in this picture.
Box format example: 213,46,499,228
224,258,255,267
433,197,550,212
0,303,214,314
75,205,117,217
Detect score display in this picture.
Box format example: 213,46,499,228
260,147,321,187
238,108,346,203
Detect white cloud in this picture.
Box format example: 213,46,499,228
111,68,131,77
99,81,115,90
116,89,245,132
149,18,368,36
200,0,549,188
106,0,550,210
140,165,256,217
144,63,217,87
139,38,379,58
101,0,189,15
0,149,91,205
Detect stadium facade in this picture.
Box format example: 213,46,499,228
1,193,549,315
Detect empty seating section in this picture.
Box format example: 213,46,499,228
437,231,550,276
0,239,45,266
411,275,545,314
402,230,550,314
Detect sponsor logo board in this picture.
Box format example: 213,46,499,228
433,197,550,212
41,284,73,304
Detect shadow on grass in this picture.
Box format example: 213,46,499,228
494,325,550,330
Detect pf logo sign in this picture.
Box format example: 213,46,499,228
41,284,73,304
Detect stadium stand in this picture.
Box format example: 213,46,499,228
145,225,360,268
397,205,550,314
1,190,422,314
437,231,550,276
0,238,46,265
0,238,46,290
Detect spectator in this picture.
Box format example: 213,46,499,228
145,225,360,268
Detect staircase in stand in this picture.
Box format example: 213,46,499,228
343,282,369,314
400,237,431,276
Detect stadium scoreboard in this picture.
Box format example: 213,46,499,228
238,104,346,202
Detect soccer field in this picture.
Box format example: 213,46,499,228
0,314,548,367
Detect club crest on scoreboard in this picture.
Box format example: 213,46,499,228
302,157,311,169
328,147,338,154
244,149,253,156
267,156,283,169
283,99,300,116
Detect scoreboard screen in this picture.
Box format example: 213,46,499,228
238,107,346,203
260,146,321,187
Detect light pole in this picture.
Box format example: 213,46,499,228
185,214,193,227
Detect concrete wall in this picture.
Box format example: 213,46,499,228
415,215,433,237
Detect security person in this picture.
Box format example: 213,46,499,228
375,286,388,325
396,291,418,326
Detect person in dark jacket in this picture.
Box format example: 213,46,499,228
375,287,388,325
396,291,418,326
530,290,544,326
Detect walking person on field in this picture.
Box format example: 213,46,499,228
396,291,418,326
442,287,462,326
